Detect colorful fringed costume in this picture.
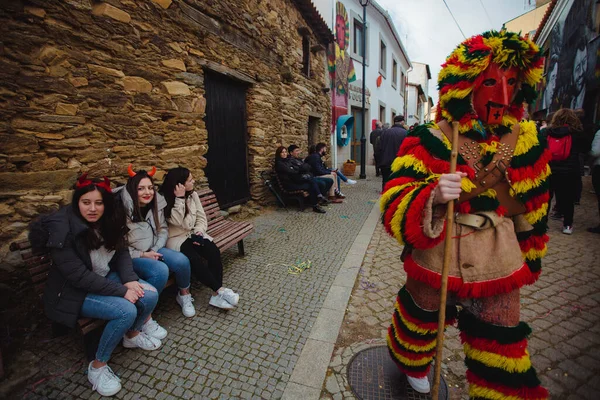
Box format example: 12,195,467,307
382,31,549,399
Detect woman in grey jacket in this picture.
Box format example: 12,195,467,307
117,166,196,324
161,167,239,310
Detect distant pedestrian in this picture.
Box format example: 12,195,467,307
369,121,384,176
588,128,600,234
378,115,407,191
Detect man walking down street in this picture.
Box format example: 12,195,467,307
378,115,407,190
369,121,384,176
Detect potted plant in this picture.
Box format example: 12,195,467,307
342,159,356,176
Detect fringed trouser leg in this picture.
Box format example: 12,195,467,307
387,278,457,378
459,290,549,400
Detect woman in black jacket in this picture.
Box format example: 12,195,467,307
273,146,326,213
34,175,161,397
547,109,585,234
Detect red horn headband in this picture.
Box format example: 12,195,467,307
76,173,112,193
128,164,157,177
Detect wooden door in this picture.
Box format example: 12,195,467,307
351,107,363,164
204,71,250,208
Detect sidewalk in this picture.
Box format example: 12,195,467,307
12,173,382,399
321,175,600,400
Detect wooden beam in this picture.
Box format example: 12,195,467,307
195,58,257,85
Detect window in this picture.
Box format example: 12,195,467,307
379,40,387,76
392,58,398,89
354,19,364,58
379,105,386,124
400,71,405,92
391,109,396,122
302,35,310,77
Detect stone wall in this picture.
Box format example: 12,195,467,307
0,0,332,266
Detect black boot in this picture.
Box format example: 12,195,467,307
313,205,326,213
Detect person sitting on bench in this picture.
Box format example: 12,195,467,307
33,175,161,397
115,165,196,320
160,167,240,310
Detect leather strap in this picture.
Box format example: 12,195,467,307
455,212,503,230
437,120,526,216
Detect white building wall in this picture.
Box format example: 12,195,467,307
406,84,419,126
407,62,430,126
314,0,411,169
312,0,335,30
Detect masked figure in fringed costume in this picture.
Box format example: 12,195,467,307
381,30,550,399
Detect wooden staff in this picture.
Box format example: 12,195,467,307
431,121,460,399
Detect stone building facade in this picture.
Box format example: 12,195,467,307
0,0,333,264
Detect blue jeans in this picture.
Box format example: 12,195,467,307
336,170,348,187
132,248,191,293
80,272,158,362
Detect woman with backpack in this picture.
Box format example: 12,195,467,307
34,175,161,397
160,167,240,310
546,108,585,234
115,165,196,322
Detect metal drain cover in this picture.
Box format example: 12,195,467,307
347,345,448,400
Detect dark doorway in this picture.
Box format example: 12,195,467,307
308,116,320,148
204,71,250,208
351,106,363,164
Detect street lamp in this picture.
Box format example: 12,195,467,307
359,0,369,179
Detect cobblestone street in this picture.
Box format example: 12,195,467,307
14,177,382,399
322,176,600,400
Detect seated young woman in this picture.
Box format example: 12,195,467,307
160,167,240,310
34,175,161,397
115,165,196,322
273,146,327,213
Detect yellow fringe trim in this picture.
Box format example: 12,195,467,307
387,336,434,367
394,301,437,335
523,246,547,261
523,202,548,225
391,154,430,176
470,384,544,400
380,185,408,213
509,166,550,194
464,343,531,373
390,185,422,245
391,321,437,353
513,121,539,157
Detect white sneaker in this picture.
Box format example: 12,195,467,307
87,362,122,397
209,293,234,310
141,318,167,340
406,375,430,393
122,332,162,350
562,225,573,235
347,179,357,185
219,288,239,306
176,293,196,317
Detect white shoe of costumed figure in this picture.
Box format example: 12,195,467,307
406,375,430,393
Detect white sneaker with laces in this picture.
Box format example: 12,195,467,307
347,179,357,185
406,375,430,393
219,288,239,306
209,293,234,310
87,362,122,397
141,318,167,340
176,293,196,317
122,332,162,350
562,225,573,235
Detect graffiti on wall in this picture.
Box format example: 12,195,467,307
328,1,356,115
540,0,597,112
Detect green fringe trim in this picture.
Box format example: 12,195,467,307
512,143,545,168
445,97,472,121
399,184,429,247
388,165,428,182
526,258,542,274
469,195,500,213
516,179,549,203
458,310,531,343
388,347,432,373
464,358,542,388
392,309,438,342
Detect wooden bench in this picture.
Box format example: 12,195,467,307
8,188,253,359
260,170,308,210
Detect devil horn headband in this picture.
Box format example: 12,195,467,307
128,164,157,177
76,173,112,192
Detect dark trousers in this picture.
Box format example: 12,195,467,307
314,177,333,196
380,166,392,191
549,173,577,227
180,238,223,292
284,179,320,206
593,166,600,220
374,155,381,176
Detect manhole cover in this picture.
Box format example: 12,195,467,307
347,345,448,400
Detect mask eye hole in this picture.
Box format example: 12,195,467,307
507,78,516,85
483,78,496,87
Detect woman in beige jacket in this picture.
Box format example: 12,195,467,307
161,167,239,310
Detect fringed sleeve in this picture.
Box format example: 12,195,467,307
507,121,551,279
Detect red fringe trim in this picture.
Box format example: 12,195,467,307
383,187,413,236
519,234,549,253
466,370,549,399
404,184,446,250
524,192,550,213
383,176,416,195
403,254,539,298
392,312,437,348
508,150,551,183
460,332,528,358
396,297,439,332
389,322,436,360
388,328,433,378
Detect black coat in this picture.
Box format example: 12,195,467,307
304,153,332,176
36,207,138,328
547,126,587,175
379,124,407,167
274,157,311,186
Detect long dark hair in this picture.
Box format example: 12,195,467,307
160,167,191,219
72,180,126,251
125,171,161,231
274,146,287,166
